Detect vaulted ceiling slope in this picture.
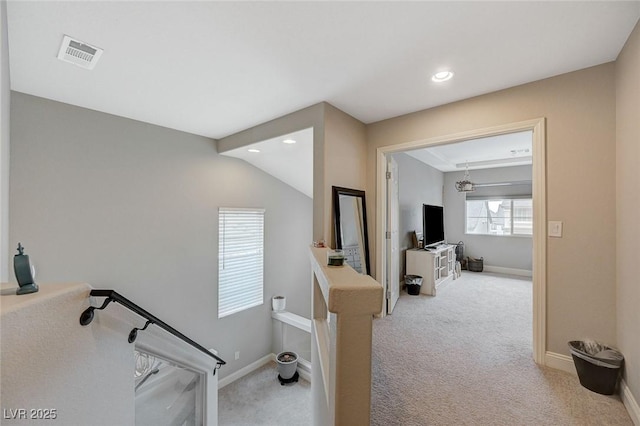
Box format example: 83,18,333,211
6,2,640,139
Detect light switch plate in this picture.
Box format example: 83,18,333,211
548,221,563,238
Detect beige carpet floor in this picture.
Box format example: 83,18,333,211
371,272,632,425
218,361,311,426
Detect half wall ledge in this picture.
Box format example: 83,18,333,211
309,246,383,426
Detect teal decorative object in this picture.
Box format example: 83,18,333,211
14,243,38,295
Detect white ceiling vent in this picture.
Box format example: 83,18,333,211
57,35,103,70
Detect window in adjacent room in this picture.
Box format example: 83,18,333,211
218,207,265,318
465,198,532,236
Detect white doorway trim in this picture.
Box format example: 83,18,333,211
375,118,546,364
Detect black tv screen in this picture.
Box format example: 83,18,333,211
423,204,445,247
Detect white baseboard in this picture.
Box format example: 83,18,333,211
545,351,576,375
218,354,273,389
621,379,640,425
546,351,639,425
218,353,312,389
483,265,533,277
297,356,312,383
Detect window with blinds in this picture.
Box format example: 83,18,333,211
465,198,533,236
218,208,265,318
465,180,533,237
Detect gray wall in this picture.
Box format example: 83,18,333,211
443,165,532,272
392,152,443,279
392,154,532,274
9,92,313,380
1,0,10,281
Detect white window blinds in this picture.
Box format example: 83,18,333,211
218,207,265,318
465,198,533,236
465,180,532,200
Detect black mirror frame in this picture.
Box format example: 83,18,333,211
332,186,372,276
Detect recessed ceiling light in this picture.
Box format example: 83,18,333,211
282,139,297,144
248,148,260,153
431,71,454,83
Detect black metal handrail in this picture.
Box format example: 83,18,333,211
80,289,225,374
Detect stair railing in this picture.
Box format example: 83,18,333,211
80,289,225,374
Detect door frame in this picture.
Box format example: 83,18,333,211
375,118,546,364
386,156,400,314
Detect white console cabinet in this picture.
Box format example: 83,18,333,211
406,245,455,296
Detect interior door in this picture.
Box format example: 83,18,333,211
387,156,400,314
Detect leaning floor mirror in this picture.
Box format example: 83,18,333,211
332,186,371,275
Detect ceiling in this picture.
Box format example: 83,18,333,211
405,131,533,173
6,2,639,198
222,129,531,199
222,127,314,197
6,1,639,141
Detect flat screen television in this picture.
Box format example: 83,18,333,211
423,204,445,248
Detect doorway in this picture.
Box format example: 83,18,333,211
375,118,546,363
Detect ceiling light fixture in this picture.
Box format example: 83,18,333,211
431,71,454,83
455,162,475,193
282,139,297,144
248,148,260,153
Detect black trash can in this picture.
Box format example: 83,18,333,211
405,275,422,295
568,340,624,395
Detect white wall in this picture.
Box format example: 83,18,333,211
391,152,443,279
1,283,134,425
1,0,10,282
443,165,532,272
9,92,313,381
